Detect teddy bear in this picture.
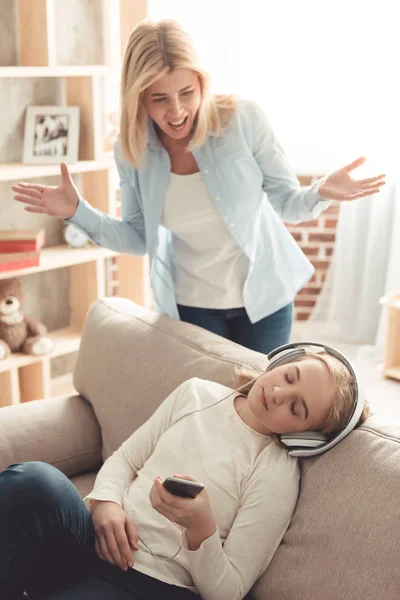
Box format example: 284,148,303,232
0,277,54,360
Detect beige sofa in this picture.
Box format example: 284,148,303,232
0,297,399,600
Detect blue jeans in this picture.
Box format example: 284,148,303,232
0,462,197,599
178,302,294,354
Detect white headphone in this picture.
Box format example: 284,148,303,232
267,342,365,457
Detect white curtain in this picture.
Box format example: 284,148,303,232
305,181,400,350
148,0,399,176
375,185,400,349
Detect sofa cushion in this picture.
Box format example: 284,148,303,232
253,415,400,600
73,297,267,459
0,395,102,477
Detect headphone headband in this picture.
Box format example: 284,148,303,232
266,342,365,458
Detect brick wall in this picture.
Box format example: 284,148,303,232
289,175,339,321
113,179,339,321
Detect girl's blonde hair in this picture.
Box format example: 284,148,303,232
236,349,371,439
119,19,238,167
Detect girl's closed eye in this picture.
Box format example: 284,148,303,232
285,373,293,384
153,97,166,103
290,401,299,417
181,90,193,96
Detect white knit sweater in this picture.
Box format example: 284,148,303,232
85,378,299,600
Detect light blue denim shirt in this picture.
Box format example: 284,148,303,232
68,99,330,323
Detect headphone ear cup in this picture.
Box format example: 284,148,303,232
266,341,364,458
280,431,328,449
266,348,306,371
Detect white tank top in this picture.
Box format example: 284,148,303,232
161,172,248,309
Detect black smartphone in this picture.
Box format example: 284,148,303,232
162,477,204,498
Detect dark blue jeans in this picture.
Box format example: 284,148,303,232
178,302,294,354
0,462,197,599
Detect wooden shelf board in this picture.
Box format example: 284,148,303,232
48,327,82,357
0,159,325,182
0,245,118,279
383,366,400,382
0,352,36,373
0,326,81,373
51,372,77,399
0,159,113,182
0,66,110,78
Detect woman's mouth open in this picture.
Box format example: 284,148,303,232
167,116,188,131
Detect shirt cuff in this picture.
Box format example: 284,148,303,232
180,527,221,557
65,196,100,234
83,493,123,512
305,178,332,218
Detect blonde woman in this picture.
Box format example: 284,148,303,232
0,344,370,599
12,20,386,353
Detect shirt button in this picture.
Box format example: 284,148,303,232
230,223,235,229
204,169,209,174
216,196,221,201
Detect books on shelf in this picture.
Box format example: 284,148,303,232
0,228,45,252
0,251,40,272
0,229,44,271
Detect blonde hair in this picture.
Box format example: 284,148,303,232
119,19,238,167
236,349,371,439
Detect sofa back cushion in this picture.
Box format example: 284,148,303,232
73,297,266,459
253,416,400,600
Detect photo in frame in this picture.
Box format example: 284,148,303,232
23,105,80,164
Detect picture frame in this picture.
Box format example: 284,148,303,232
23,105,80,164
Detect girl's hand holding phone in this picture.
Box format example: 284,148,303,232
150,474,217,549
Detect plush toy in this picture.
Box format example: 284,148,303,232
0,277,54,361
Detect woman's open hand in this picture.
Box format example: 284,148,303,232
12,162,79,219
318,156,386,202
90,499,139,571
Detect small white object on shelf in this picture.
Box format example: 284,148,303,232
63,224,90,249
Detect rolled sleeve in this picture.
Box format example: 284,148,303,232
303,178,332,219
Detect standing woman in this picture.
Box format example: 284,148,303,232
12,19,386,354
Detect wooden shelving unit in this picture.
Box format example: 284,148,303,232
0,160,113,182
0,327,82,406
0,0,150,406
0,66,110,78
0,327,81,373
0,246,118,280
383,294,400,382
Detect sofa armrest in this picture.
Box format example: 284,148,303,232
0,395,102,477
